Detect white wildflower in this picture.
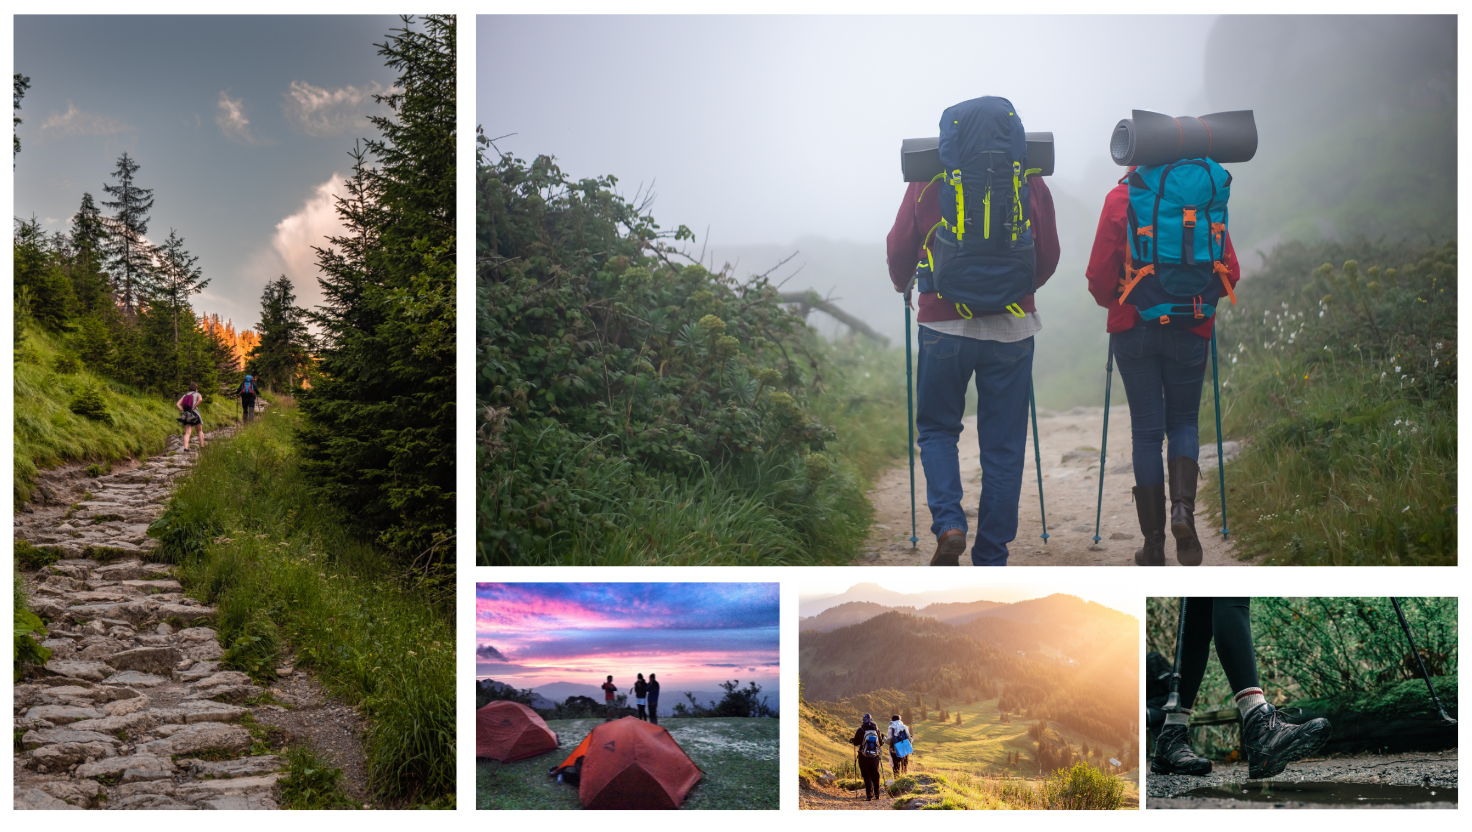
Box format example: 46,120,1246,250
1402,506,1410,513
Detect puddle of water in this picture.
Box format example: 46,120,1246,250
1184,781,1456,805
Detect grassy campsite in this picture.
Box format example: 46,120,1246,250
477,717,779,810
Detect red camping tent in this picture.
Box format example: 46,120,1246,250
475,700,559,762
556,717,704,809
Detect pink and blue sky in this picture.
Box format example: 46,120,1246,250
475,583,779,692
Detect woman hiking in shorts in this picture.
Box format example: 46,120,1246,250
177,382,205,451
1085,169,1241,565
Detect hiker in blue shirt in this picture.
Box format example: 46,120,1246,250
237,374,259,423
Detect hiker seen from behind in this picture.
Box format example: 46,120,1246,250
237,373,259,423
176,381,205,451
849,713,886,802
888,713,913,774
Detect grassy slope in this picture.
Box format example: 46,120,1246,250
475,717,779,810
14,322,236,502
157,402,454,806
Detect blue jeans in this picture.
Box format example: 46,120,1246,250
915,328,1033,566
1112,325,1209,488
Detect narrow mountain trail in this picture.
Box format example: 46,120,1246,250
13,416,370,810
860,406,1259,566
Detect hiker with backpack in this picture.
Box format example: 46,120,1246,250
601,675,618,721
237,374,259,423
176,382,205,451
887,713,913,775
1152,598,1332,778
634,673,649,721
887,96,1060,566
849,713,886,801
647,673,660,725
1085,161,1241,565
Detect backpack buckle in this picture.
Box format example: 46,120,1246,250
1182,208,1197,228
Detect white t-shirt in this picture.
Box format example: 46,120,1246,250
889,721,909,744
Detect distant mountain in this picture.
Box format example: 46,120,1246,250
799,601,920,632
797,583,1004,618
532,681,779,714
476,678,555,710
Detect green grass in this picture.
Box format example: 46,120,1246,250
13,322,238,503
278,745,358,810
153,401,453,806
1201,238,1455,564
475,717,778,810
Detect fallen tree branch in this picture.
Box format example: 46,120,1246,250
779,291,889,344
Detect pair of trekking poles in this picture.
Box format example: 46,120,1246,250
902,289,1231,551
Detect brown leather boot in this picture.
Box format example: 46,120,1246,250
1167,456,1204,566
929,529,966,566
1132,485,1167,566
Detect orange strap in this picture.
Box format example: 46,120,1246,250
1214,260,1236,305
1136,225,1154,238
1182,208,1197,227
1210,222,1226,245
1118,263,1154,305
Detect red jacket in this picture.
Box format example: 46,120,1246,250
1085,174,1241,338
887,175,1060,323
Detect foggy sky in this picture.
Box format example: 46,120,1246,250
479,15,1216,252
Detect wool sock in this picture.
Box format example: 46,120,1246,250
1233,687,1266,714
1164,711,1191,726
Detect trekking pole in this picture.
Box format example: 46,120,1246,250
1163,598,1188,716
904,287,918,550
1209,328,1229,538
1092,337,1115,546
1028,377,1048,544
1390,598,1457,724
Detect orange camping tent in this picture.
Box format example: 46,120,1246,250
556,717,704,809
475,700,559,762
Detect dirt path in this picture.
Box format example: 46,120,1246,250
799,777,894,810
13,417,370,810
1147,751,1457,809
860,405,1260,566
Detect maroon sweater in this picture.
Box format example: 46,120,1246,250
886,175,1060,323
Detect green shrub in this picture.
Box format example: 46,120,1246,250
14,540,60,571
278,745,355,809
52,354,82,374
68,385,113,425
1035,762,1124,810
221,608,281,683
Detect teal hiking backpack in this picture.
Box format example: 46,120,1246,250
1117,158,1237,325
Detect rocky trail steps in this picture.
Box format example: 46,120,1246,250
14,421,366,810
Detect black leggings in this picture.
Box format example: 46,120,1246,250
1176,597,1259,710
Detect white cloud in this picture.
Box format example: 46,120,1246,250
44,218,59,225
215,91,270,145
282,80,391,137
40,102,132,137
239,174,352,317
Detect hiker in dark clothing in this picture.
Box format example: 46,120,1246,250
647,674,661,725
237,374,259,423
849,713,885,801
1152,598,1331,779
634,673,649,721
601,675,618,721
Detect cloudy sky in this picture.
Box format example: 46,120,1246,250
475,583,780,690
14,15,403,329
478,15,1216,256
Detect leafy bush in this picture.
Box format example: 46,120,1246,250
278,745,355,809
1035,762,1125,810
221,608,282,683
1207,237,1456,564
67,385,113,424
52,354,81,374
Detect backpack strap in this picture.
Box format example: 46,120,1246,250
1214,260,1236,305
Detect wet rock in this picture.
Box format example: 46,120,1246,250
141,721,250,756
20,727,122,750
14,786,85,810
44,659,112,682
185,755,286,779
25,704,103,724
107,646,181,673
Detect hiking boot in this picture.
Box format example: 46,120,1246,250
1149,723,1211,776
929,528,965,566
1132,485,1167,566
1168,457,1204,566
1241,703,1332,779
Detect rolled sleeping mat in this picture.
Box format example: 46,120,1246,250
1108,110,1257,167
900,132,1054,182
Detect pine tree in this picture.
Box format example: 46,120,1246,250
298,14,455,562
100,152,156,314
14,72,29,160
153,230,209,348
68,192,111,314
246,275,311,391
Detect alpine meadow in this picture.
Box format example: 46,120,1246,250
13,15,456,810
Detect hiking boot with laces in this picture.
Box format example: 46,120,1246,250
1241,703,1332,779
929,528,965,566
1149,723,1211,776
1132,485,1167,566
1167,456,1204,565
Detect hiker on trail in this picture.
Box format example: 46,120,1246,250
849,713,886,801
647,673,660,725
635,673,649,721
176,382,205,451
1152,598,1331,779
887,97,1060,566
887,714,913,774
1085,166,1241,566
601,675,618,721
237,374,259,423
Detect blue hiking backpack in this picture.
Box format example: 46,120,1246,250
860,728,881,758
1118,158,1237,326
914,96,1040,319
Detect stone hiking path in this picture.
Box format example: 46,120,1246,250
862,406,1263,566
14,421,368,811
